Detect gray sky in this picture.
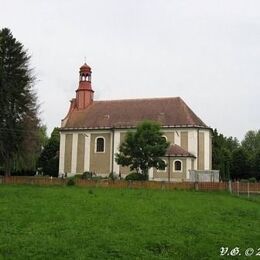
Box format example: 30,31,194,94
1,0,260,140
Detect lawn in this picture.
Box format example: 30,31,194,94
0,185,259,259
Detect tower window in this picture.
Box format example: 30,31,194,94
95,137,105,153
173,160,182,172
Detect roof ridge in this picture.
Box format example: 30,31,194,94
94,96,181,103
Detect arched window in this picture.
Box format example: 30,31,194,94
174,160,182,172
162,135,167,142
158,159,167,172
95,137,105,152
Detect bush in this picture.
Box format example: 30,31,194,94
82,171,96,179
125,172,147,181
248,177,257,183
67,178,75,186
109,172,118,180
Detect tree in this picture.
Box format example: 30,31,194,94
219,148,231,181
0,28,40,176
241,130,260,180
11,125,48,176
230,147,250,180
253,149,260,180
212,129,239,180
241,130,260,153
37,127,60,177
115,121,169,179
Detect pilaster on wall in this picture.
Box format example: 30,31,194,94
113,131,120,174
174,130,181,146
59,133,66,174
188,130,197,157
71,133,78,174
204,130,210,170
186,158,192,179
84,133,91,172
188,130,198,170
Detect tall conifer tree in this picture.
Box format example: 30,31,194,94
0,28,40,175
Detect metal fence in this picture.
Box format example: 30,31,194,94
189,170,220,182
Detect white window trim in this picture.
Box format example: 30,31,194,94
95,136,105,153
162,135,168,141
158,159,167,172
173,159,182,172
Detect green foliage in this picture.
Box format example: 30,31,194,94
0,186,259,259
212,129,239,180
241,130,260,180
248,177,257,183
115,121,169,179
212,128,260,181
125,172,147,181
38,125,48,148
108,172,118,180
242,130,260,153
82,171,96,179
37,127,59,177
0,28,41,175
230,147,250,180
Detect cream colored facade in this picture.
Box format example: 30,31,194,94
59,127,212,181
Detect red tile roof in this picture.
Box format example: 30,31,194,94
62,97,208,129
166,144,196,157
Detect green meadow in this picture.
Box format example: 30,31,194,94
0,185,259,259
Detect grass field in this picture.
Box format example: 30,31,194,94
0,185,259,259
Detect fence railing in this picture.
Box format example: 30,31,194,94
0,176,260,194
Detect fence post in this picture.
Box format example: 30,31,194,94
247,181,250,198
195,181,199,191
228,180,232,193
237,181,239,196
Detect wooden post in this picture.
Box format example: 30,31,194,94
247,181,250,198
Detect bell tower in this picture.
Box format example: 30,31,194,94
76,63,94,109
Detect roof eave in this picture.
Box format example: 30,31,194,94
59,124,212,132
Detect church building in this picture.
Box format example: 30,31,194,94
59,64,213,181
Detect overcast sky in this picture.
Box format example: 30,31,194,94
1,0,259,140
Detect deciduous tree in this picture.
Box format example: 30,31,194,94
37,127,60,177
115,121,169,179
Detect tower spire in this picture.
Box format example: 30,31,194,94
75,63,94,109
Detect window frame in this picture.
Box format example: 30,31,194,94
95,136,105,153
173,160,182,172
162,135,168,142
